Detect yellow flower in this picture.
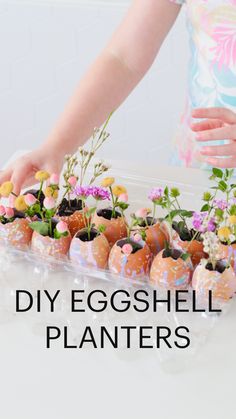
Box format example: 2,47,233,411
112,185,127,197
14,195,28,212
218,227,231,241
229,215,236,226
35,170,50,182
0,181,14,198
44,186,58,199
101,177,115,188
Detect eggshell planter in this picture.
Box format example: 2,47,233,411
136,217,167,256
0,217,32,249
218,242,236,272
172,230,206,267
150,249,192,289
192,262,236,301
108,238,152,279
69,228,110,269
57,198,87,237
93,208,127,247
31,231,71,258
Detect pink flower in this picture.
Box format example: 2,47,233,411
0,205,6,217
135,208,149,219
56,221,69,234
5,207,14,219
43,197,56,210
50,173,60,185
68,176,77,187
24,193,37,207
148,187,163,202
122,243,133,256
133,233,142,243
118,193,129,203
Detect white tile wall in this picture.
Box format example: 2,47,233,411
0,0,188,167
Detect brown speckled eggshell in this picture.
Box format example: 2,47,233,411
0,218,32,249
93,212,127,247
69,233,110,269
31,231,71,257
150,249,192,289
143,222,167,256
172,231,206,267
192,264,236,301
218,243,236,272
108,241,152,279
58,209,87,237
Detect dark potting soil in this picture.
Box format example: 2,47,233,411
97,208,121,220
172,221,201,242
205,261,228,274
57,198,83,217
138,217,157,227
163,248,183,260
75,228,99,242
117,238,142,254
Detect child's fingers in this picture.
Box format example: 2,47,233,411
200,142,236,157
191,119,223,132
192,107,236,124
11,161,32,196
203,157,236,169
196,125,236,142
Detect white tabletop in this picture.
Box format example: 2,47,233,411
0,154,235,419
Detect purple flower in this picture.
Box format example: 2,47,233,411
214,199,228,211
88,186,110,201
192,211,208,233
74,186,91,199
148,187,163,202
207,218,216,232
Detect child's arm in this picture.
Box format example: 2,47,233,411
0,0,181,194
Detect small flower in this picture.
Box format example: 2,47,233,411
218,227,231,242
0,181,14,198
207,218,216,232
118,193,129,203
89,186,110,201
133,233,142,243
214,199,228,211
0,205,6,217
68,176,78,187
122,243,133,256
43,197,56,210
14,196,28,212
44,186,58,199
148,187,163,202
135,208,151,219
24,194,37,207
50,173,60,185
101,177,115,188
35,171,50,182
74,186,91,200
5,207,14,219
112,185,127,197
192,211,208,232
229,215,236,225
56,221,69,234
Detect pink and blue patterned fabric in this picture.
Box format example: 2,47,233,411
169,0,236,168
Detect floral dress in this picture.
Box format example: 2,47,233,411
169,0,236,168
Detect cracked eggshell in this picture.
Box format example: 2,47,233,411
0,218,32,249
150,249,192,289
93,210,127,247
69,232,110,269
31,231,71,257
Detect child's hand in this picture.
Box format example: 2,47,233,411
0,147,63,195
191,107,236,168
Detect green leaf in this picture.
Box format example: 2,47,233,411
181,252,190,262
212,168,223,179
164,186,169,198
85,207,96,218
117,202,129,211
29,221,49,236
218,180,227,192
201,204,210,212
202,192,212,202
98,224,106,234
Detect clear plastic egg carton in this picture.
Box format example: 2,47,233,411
0,167,232,372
